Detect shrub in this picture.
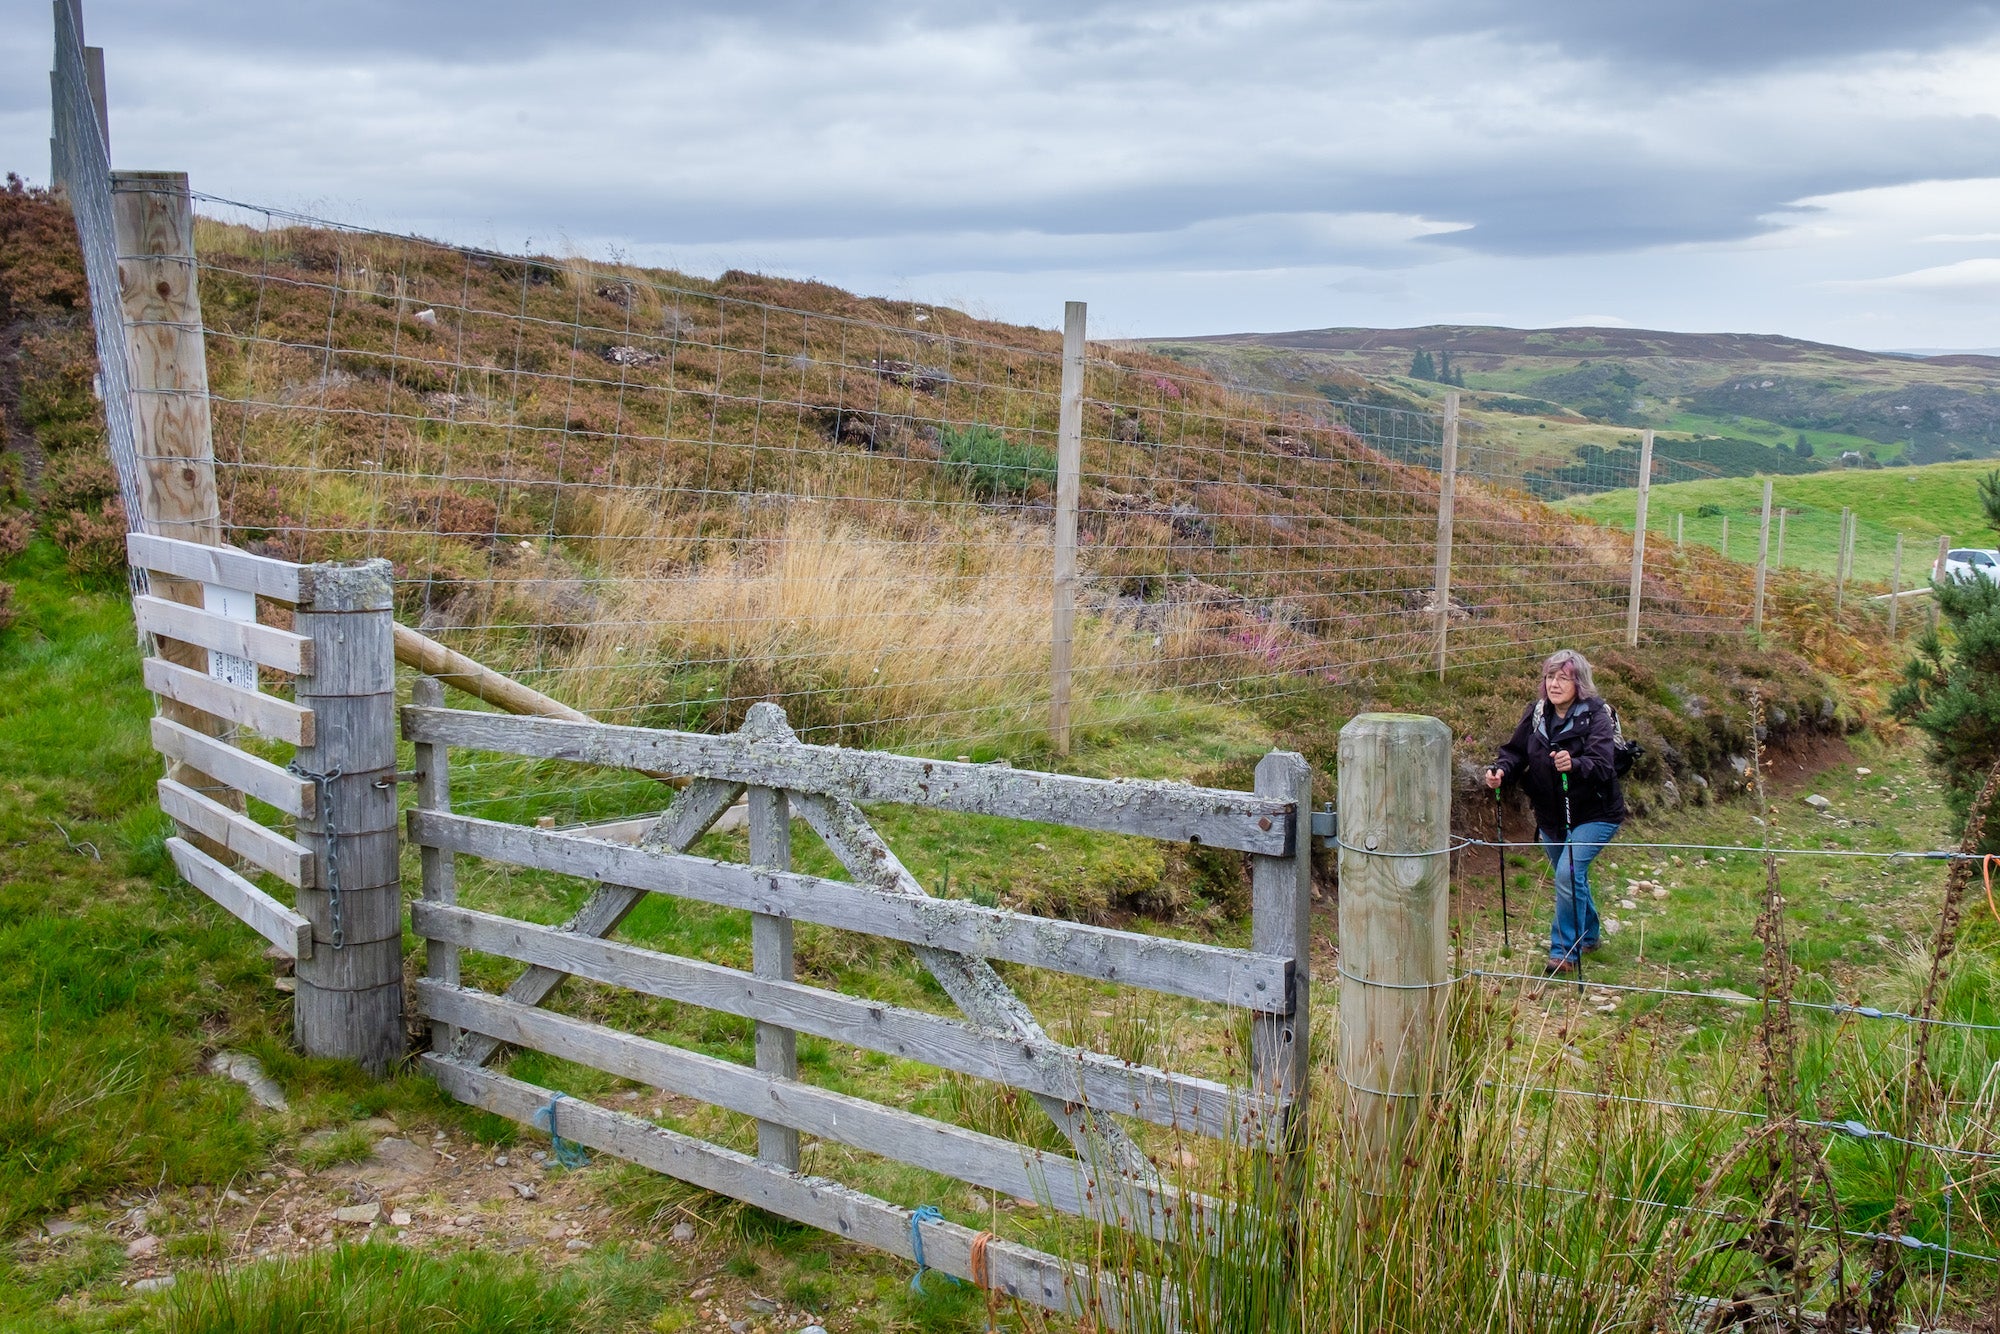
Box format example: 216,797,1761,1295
0,509,29,563
0,582,12,635
1694,502,1725,518
938,424,1055,499
37,448,117,515
50,497,128,581
1891,469,2000,850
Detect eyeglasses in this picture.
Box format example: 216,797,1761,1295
1543,671,1574,682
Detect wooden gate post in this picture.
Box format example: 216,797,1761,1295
748,777,801,1171
1249,750,1313,1124
294,559,404,1074
1625,428,1653,646
1336,713,1450,1184
1050,301,1086,756
1432,393,1458,676
413,675,458,1052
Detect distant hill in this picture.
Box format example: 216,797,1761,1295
1129,324,2000,494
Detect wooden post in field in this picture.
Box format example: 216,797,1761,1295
1249,750,1313,1125
293,559,403,1075
1432,392,1459,676
1835,507,1852,619
1775,508,1788,570
1337,713,1451,1185
1934,533,1951,633
1752,479,1772,634
1889,534,1904,637
113,170,242,845
1625,429,1653,646
1676,512,1684,551
748,774,801,1171
413,675,458,1052
114,172,219,547
1049,301,1086,756
1720,514,1729,559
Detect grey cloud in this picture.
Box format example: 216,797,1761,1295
18,0,2000,293
1425,0,2000,71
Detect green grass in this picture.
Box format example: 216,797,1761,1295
1558,457,2000,584
32,1239,688,1334
1660,409,1894,460
937,424,1056,498
6,525,1994,1329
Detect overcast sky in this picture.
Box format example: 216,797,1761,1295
8,1,2000,348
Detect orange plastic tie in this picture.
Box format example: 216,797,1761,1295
969,1230,993,1288
970,1229,1000,1331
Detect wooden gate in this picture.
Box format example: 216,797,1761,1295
129,533,405,1073
404,692,1313,1323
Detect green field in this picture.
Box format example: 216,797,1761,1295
1658,410,1896,462
1557,458,2000,586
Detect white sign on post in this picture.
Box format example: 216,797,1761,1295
203,583,258,690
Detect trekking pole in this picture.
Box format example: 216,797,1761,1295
1561,771,1583,986
1494,780,1510,954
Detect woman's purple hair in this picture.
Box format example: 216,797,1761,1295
1539,648,1599,702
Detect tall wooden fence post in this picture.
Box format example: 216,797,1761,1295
1889,534,1904,638
1625,428,1653,646
1249,751,1313,1134
1752,479,1773,634
1835,507,1852,619
1432,393,1459,676
1934,533,1951,633
1050,301,1086,756
1720,514,1729,559
1336,713,1451,1185
112,169,242,848
1676,513,1684,551
294,559,403,1075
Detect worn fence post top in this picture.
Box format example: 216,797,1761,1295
741,701,794,741
1339,712,1451,736
305,559,393,611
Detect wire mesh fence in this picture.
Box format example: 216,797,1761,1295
185,195,1774,768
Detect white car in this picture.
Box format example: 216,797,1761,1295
1935,548,2000,583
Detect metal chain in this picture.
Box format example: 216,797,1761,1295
287,763,343,949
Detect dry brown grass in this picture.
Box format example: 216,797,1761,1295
564,502,1160,743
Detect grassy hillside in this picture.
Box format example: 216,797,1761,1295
5,182,1996,1329
1558,458,2000,586
152,202,1873,761
1136,324,2000,498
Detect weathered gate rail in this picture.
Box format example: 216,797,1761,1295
405,694,1312,1321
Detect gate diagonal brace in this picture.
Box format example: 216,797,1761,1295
452,775,744,1068
738,705,1162,1190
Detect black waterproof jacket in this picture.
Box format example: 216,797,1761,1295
1492,695,1627,837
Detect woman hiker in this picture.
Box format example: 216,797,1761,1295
1484,648,1626,976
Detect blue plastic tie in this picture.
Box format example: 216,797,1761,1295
533,1092,591,1169
908,1205,954,1293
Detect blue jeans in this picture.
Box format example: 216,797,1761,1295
1539,820,1620,964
